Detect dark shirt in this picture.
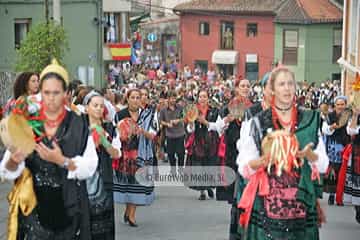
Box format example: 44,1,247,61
159,104,185,138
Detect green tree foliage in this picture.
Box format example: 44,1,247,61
15,21,69,73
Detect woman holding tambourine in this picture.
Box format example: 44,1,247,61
185,89,221,200
0,59,98,239
236,67,329,240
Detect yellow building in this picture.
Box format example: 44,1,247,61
338,0,360,95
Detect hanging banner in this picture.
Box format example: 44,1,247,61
108,43,131,61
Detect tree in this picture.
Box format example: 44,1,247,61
15,21,69,73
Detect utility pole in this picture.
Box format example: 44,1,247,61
44,0,49,24
53,0,61,24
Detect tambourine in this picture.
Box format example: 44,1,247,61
337,109,352,128
0,113,35,156
261,130,301,176
182,104,199,123
227,98,246,120
118,117,138,141
351,91,360,109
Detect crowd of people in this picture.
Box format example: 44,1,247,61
0,58,359,240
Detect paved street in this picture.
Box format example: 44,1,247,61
1,177,359,240
0,182,10,240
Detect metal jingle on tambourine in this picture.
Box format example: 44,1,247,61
228,107,245,120
352,91,360,109
0,114,35,156
337,109,352,128
183,105,199,123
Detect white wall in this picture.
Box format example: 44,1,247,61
149,0,192,17
103,0,131,12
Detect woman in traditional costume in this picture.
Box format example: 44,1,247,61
236,67,329,240
214,78,254,202
343,106,360,224
3,72,40,116
113,89,156,227
185,89,220,200
83,90,122,239
0,59,98,239
139,87,159,179
322,96,351,205
13,72,40,99
222,75,271,240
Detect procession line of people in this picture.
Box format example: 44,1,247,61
1,59,359,240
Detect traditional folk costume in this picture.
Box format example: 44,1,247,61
227,100,265,240
322,110,351,203
244,102,263,121
216,99,253,202
214,97,252,240
185,105,220,198
0,110,98,240
113,107,156,205
83,90,121,239
236,107,329,240
216,109,242,202
0,60,98,240
342,119,360,222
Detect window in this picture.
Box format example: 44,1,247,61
199,22,210,35
245,54,258,81
220,21,234,49
14,19,31,49
104,12,129,43
194,60,208,73
333,28,342,63
283,30,298,65
331,73,341,81
247,23,258,37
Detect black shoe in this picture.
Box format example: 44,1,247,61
356,206,360,224
128,219,138,227
207,189,214,199
123,214,129,223
328,195,334,205
198,194,206,200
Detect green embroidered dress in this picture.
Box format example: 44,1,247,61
236,108,328,240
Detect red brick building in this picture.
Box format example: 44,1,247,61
174,0,286,81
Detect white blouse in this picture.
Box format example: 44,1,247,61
111,129,122,158
186,115,225,136
0,136,98,180
236,119,329,178
322,120,335,136
346,118,360,136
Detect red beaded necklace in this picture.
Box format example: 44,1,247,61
41,106,67,128
271,96,298,133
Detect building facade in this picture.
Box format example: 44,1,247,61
0,0,132,87
174,0,283,81
0,0,103,86
138,0,190,66
338,0,360,94
274,0,343,85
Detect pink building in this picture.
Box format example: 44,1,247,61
174,0,284,81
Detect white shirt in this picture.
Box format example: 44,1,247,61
236,119,329,178
0,136,98,180
346,118,360,136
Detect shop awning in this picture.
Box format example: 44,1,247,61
211,50,239,64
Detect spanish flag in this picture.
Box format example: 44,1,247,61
108,43,131,61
